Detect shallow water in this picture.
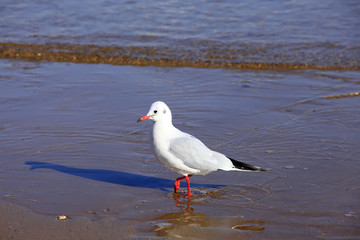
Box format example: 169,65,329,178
0,59,359,238
1,1,360,238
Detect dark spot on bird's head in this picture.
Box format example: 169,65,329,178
163,109,166,114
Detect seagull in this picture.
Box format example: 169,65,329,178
137,101,265,197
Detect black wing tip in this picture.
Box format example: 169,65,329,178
228,157,266,172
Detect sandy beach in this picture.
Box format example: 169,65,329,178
1,59,359,239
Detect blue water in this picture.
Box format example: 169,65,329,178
1,0,359,67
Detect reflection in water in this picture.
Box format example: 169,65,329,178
150,193,265,238
173,193,193,213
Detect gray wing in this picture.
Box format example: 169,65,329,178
168,134,221,173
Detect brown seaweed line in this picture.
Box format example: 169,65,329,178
1,42,359,71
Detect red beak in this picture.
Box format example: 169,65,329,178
137,114,152,122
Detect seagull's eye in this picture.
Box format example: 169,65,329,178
154,110,157,114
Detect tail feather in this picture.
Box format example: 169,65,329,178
228,157,266,172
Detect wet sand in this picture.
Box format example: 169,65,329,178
0,199,133,240
0,59,359,239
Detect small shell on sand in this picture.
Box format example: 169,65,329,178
57,215,68,221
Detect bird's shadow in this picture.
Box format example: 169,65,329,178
25,161,223,192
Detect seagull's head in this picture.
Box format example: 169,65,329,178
137,101,172,123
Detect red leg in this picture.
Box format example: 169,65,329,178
184,175,193,197
174,176,186,193
174,174,193,196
